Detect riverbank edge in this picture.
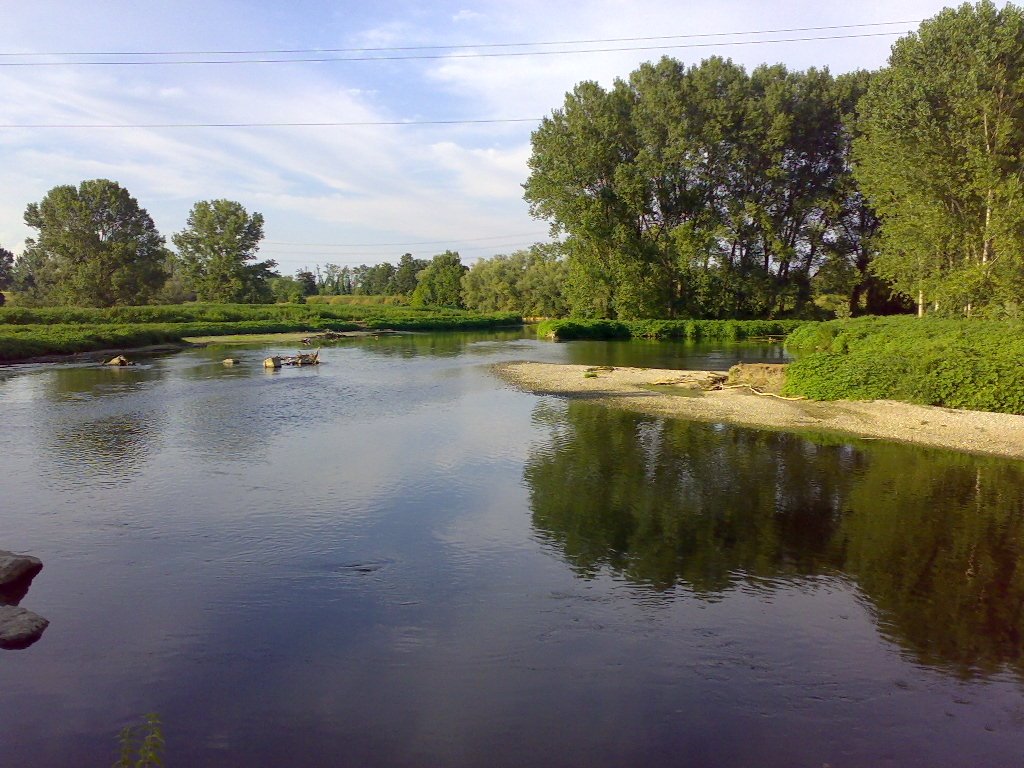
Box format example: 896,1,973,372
492,361,1024,459
1,342,194,366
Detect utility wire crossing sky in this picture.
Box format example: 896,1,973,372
0,1,959,272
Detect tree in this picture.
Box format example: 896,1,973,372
410,250,466,307
394,253,428,295
856,1,1024,317
0,245,13,289
0,245,12,305
295,269,317,297
20,179,167,306
353,262,397,295
461,244,569,317
172,200,275,303
269,275,306,303
525,57,876,320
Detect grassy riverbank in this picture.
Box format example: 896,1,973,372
783,316,1024,414
0,303,522,362
537,318,806,341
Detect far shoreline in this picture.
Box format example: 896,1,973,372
0,329,409,366
492,361,1024,460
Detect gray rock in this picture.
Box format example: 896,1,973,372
0,605,49,649
0,551,42,587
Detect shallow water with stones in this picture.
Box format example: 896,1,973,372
1,330,1022,767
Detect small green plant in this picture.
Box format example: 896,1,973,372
583,371,598,378
114,713,164,768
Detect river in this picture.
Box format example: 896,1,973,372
1,330,1022,767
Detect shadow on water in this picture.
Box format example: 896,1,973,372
525,400,1024,679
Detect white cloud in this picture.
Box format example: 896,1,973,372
0,0,960,273
452,9,485,23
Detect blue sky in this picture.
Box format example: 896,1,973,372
0,1,966,275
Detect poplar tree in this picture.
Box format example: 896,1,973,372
172,200,275,303
855,1,1024,317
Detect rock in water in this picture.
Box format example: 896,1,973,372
0,605,49,649
0,551,43,587
105,355,131,366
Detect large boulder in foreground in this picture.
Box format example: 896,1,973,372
0,605,49,649
0,551,42,588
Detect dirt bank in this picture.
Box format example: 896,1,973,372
492,362,1024,459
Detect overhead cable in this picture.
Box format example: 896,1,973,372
0,20,920,58
0,31,908,67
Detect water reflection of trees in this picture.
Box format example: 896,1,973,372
40,365,169,484
525,401,1024,677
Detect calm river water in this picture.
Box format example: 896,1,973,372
1,330,1022,767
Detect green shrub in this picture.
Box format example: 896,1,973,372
782,316,1024,414
538,318,805,341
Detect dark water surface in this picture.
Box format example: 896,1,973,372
1,331,1022,767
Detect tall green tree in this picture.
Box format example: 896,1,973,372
525,57,876,320
172,200,275,303
394,253,429,295
0,245,12,306
461,244,568,316
856,1,1024,317
19,179,167,306
0,245,13,290
410,250,466,307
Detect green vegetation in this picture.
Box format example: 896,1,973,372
539,318,804,341
0,302,522,362
783,316,1024,413
172,200,274,304
411,250,466,308
114,713,164,768
524,58,881,320
18,180,168,307
0,246,13,306
306,294,409,306
461,243,569,317
856,2,1024,318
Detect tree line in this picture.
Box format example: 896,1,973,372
4,3,1021,320
523,1,1024,320
0,175,569,314
0,180,483,309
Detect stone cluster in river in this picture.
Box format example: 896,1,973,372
0,550,48,650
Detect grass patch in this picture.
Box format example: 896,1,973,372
0,304,522,362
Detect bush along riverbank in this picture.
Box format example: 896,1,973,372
782,316,1024,415
0,305,523,362
537,318,806,341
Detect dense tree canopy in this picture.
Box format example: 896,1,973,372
856,0,1024,317
0,246,13,290
461,244,568,316
18,180,167,307
172,200,275,303
525,57,882,320
410,250,466,307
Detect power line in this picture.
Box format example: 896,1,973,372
0,20,919,58
0,118,539,129
0,31,908,67
264,242,548,260
263,231,548,247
